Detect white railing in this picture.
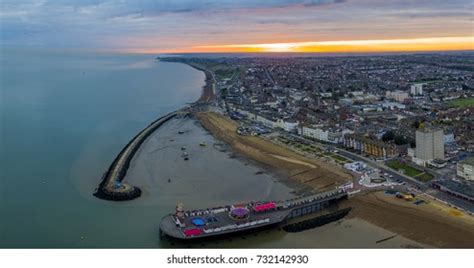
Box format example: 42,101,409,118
202,218,271,234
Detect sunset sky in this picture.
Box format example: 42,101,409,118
1,0,473,53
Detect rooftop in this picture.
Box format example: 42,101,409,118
435,180,474,199
416,127,443,134
459,157,474,166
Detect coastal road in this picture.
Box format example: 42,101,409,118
283,133,474,213
335,150,427,189
333,149,473,213
425,189,474,214
285,133,426,188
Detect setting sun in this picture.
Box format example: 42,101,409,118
191,36,474,53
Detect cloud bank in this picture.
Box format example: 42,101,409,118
0,0,472,52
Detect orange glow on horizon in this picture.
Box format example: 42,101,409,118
136,36,474,54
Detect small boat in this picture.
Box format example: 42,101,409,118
181,147,186,150
178,131,185,134
182,151,189,161
199,142,207,147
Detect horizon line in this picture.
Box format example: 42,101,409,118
131,36,474,54
153,49,474,55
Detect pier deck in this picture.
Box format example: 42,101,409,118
160,189,348,239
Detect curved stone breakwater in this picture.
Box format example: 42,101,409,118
94,110,182,201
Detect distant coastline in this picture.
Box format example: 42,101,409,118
157,50,474,59
157,57,216,102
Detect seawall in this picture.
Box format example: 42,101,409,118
94,110,180,201
95,58,215,201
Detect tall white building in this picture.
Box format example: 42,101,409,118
415,128,444,164
410,83,423,96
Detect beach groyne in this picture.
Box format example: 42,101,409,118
94,110,180,201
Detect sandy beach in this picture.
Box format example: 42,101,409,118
187,63,215,103
195,112,353,192
195,111,474,248
124,115,427,248
350,192,474,248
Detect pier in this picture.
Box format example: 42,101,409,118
94,110,183,201
159,189,348,240
282,189,348,219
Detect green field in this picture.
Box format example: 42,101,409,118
214,68,236,80
386,160,435,182
415,173,435,182
448,98,474,108
330,154,348,162
386,160,423,177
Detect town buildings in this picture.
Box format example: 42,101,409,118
414,128,445,166
386,90,409,102
410,83,424,96
457,157,474,181
166,53,473,165
298,125,348,144
343,134,398,159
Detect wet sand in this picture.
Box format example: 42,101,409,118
195,112,353,192
164,217,426,249
126,115,295,208
350,192,474,248
124,115,424,248
195,111,474,248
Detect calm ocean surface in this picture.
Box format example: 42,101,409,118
0,49,204,247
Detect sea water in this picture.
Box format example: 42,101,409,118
0,48,204,247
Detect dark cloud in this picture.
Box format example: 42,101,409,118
303,0,346,7
391,10,473,19
106,0,346,19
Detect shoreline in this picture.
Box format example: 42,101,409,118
349,192,474,248
194,112,353,192
185,62,216,102
158,58,216,103
193,111,474,248
94,59,216,201
95,58,473,247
